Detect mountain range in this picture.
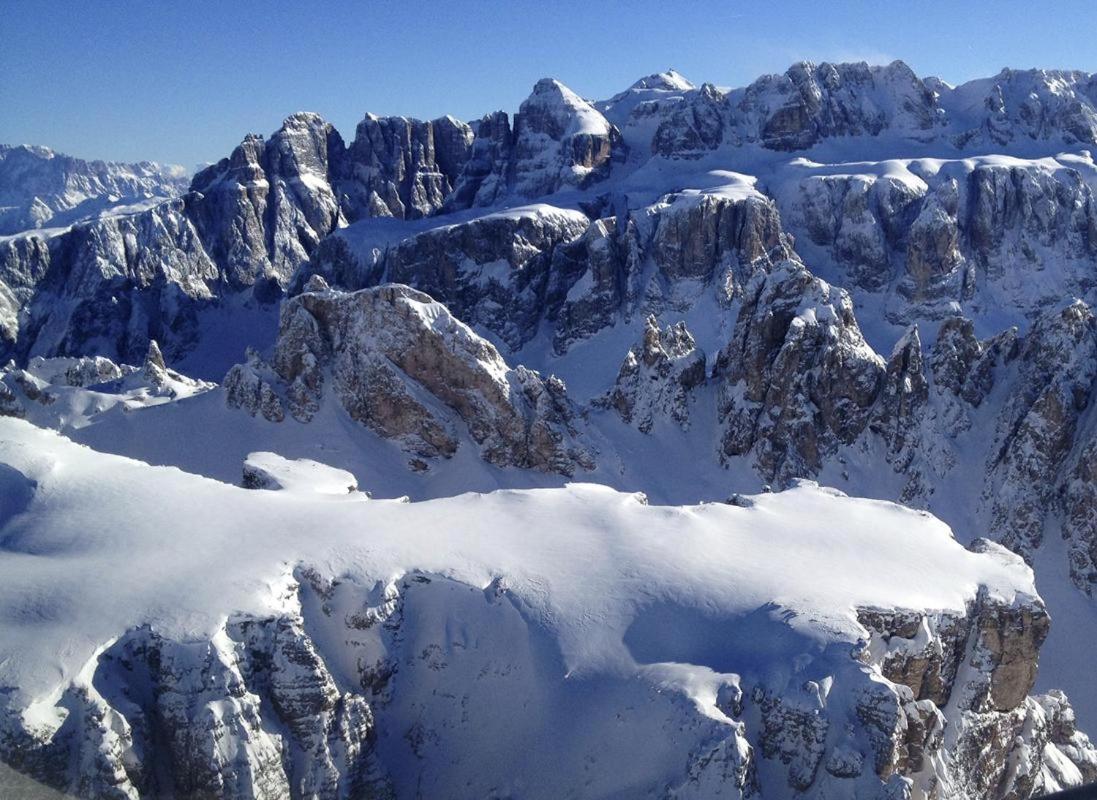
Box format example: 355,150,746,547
3,59,1097,799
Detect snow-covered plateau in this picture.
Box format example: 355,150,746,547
4,59,1097,799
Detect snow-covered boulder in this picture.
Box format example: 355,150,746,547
242,451,360,494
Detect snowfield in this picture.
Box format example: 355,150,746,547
0,416,1033,709
1,416,1077,799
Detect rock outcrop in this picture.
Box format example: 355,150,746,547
189,112,347,288
381,206,592,350
642,60,943,159
336,114,473,220
715,262,884,483
737,60,944,151
986,300,1097,560
447,78,625,207
227,283,593,475
854,541,1097,799
785,156,1097,320
601,315,706,432
947,68,1097,147
6,554,1093,800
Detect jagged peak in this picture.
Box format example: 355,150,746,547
279,111,331,131
890,323,923,357
523,77,598,113
519,78,614,139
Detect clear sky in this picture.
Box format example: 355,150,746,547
4,0,1097,170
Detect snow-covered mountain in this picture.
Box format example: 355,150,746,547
4,59,1097,799
0,144,188,236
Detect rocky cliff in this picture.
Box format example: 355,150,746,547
226,280,592,475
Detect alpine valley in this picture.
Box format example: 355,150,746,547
3,60,1097,799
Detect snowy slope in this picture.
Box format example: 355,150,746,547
1,417,1091,799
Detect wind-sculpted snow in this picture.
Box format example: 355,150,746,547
0,418,1093,799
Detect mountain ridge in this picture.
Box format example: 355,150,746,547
4,58,1097,799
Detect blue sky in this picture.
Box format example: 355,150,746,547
4,0,1097,170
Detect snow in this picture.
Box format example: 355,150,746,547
526,78,613,138
242,451,361,494
5,62,1097,790
0,416,1036,712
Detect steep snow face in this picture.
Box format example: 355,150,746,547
0,144,188,236
1,418,1093,799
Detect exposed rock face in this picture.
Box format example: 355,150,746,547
189,111,347,288
638,60,945,159
651,83,732,157
227,283,593,475
223,348,286,423
446,79,625,207
620,61,1097,161
987,300,1097,560
1,572,383,800
10,559,1097,800
853,543,1096,799
306,184,793,357
1,113,352,365
382,206,592,350
443,110,515,209
737,60,944,151
554,186,793,352
0,144,188,235
868,325,928,478
601,316,706,432
5,543,1093,800
336,114,473,220
948,68,1097,147
785,157,1097,320
792,172,923,291
511,78,626,198
0,198,221,363
715,262,884,483
1064,438,1097,592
